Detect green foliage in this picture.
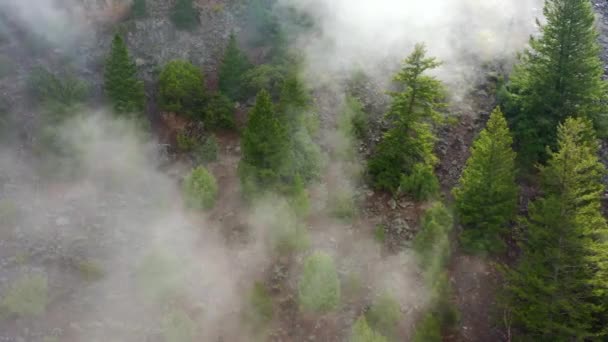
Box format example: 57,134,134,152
204,92,235,130
374,224,386,243
244,282,273,329
298,252,341,313
503,117,608,339
171,0,199,30
412,313,441,342
351,316,388,342
219,34,253,101
328,187,356,220
289,174,310,218
131,0,146,18
77,260,105,282
256,198,310,255
104,34,144,114
28,66,89,115
288,127,323,183
366,293,401,339
336,96,367,159
193,135,219,164
369,44,445,194
1,273,48,317
243,64,286,98
453,108,517,254
182,166,218,210
158,60,205,117
162,310,196,342
399,162,439,201
239,90,290,197
500,0,608,164
176,132,197,152
413,202,453,273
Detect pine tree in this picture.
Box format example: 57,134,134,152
453,108,518,254
239,90,290,195
501,0,608,165
171,0,199,31
104,34,145,114
504,117,608,339
368,44,446,194
218,33,252,101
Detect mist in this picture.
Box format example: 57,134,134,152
279,0,542,92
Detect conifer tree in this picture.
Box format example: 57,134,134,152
453,108,517,254
368,44,446,193
504,117,608,339
239,90,290,195
171,0,199,31
104,34,145,114
218,33,252,101
501,0,608,164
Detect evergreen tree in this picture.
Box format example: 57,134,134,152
239,90,290,196
504,117,608,339
351,316,387,342
171,0,199,31
218,33,253,101
368,44,446,194
104,34,145,114
500,0,607,165
453,108,517,254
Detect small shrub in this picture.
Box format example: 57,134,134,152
193,135,219,164
28,66,89,111
289,174,310,218
244,282,273,330
162,310,196,342
243,64,287,99
204,93,235,130
1,273,48,317
399,163,439,201
182,166,218,210
328,188,356,220
176,132,197,152
366,292,401,339
298,252,340,313
158,60,205,117
413,203,453,272
77,260,105,282
351,316,387,342
412,313,441,342
171,0,199,31
374,224,386,243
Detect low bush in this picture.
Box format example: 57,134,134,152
298,252,340,313
366,292,401,339
158,60,205,117
351,316,387,342
399,163,439,201
171,0,199,31
182,166,218,210
244,282,273,330
1,273,48,317
204,93,235,130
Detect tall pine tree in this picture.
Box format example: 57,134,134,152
504,117,608,339
453,108,518,254
501,0,607,165
218,33,252,101
104,34,145,114
368,44,446,193
239,90,290,196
